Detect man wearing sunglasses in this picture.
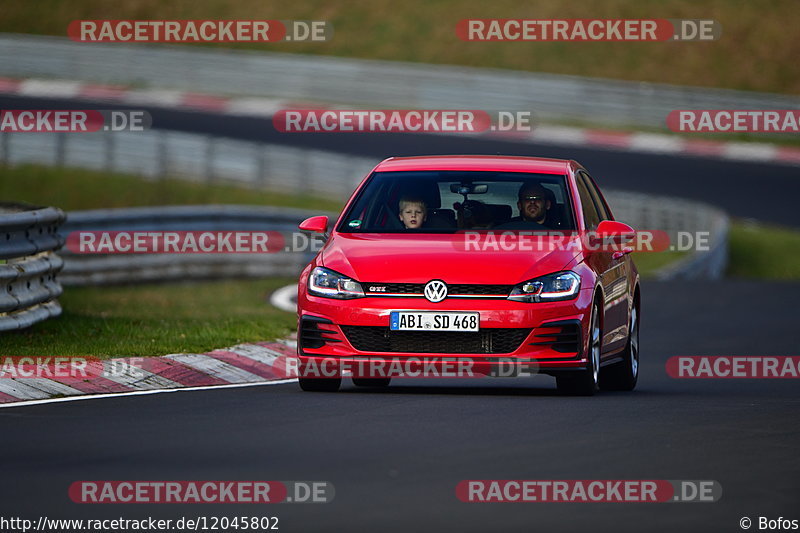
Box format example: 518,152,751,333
516,183,553,226
492,182,559,230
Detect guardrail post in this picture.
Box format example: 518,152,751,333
55,133,66,167
157,130,169,179
0,131,8,165
104,130,115,173
205,135,216,183
256,143,269,187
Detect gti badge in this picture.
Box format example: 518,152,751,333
424,280,448,303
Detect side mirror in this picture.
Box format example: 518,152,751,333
589,220,635,256
595,220,635,239
299,215,329,234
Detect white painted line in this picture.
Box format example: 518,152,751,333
270,284,298,313
722,142,778,162
165,353,265,383
629,133,685,153
102,366,182,390
18,79,82,98
123,89,184,107
0,379,298,410
225,97,286,117
530,125,587,145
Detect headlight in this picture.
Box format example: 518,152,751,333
508,271,581,302
308,267,365,299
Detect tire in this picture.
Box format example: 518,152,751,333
556,303,600,396
298,377,341,392
352,377,392,388
600,305,639,391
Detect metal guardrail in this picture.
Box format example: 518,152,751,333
1,34,797,129
0,130,372,199
0,203,66,331
59,205,331,286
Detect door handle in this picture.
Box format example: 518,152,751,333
612,247,633,260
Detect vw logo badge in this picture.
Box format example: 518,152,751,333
424,280,448,303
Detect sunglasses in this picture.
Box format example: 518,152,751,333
520,195,545,202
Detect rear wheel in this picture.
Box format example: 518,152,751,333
600,305,639,391
298,377,341,392
352,377,392,388
556,303,600,396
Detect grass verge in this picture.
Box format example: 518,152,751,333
631,250,688,278
0,164,344,213
728,221,800,279
0,279,297,358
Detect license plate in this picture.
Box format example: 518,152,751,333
390,311,479,332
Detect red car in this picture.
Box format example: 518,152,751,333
296,155,640,395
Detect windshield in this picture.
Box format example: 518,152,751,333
337,170,576,233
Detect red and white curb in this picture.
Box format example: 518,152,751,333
2,76,799,167
0,77,287,117
0,338,299,408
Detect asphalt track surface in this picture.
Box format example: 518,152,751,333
1,95,799,532
1,94,799,228
2,280,799,532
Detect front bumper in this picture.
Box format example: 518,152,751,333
297,288,595,375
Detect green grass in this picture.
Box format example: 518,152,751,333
0,164,343,212
0,279,297,358
1,0,797,94
631,250,688,277
728,221,800,279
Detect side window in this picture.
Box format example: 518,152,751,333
575,174,600,230
580,171,611,221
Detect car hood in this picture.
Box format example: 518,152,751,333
320,233,582,284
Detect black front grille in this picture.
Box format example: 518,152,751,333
365,283,424,294
449,284,513,296
363,283,512,296
340,326,530,354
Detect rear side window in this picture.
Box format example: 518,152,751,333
579,171,611,221
575,173,600,230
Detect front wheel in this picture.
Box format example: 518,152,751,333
600,305,639,391
556,303,600,396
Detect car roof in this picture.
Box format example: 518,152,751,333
374,155,574,174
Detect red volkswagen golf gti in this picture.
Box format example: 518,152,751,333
296,155,640,395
